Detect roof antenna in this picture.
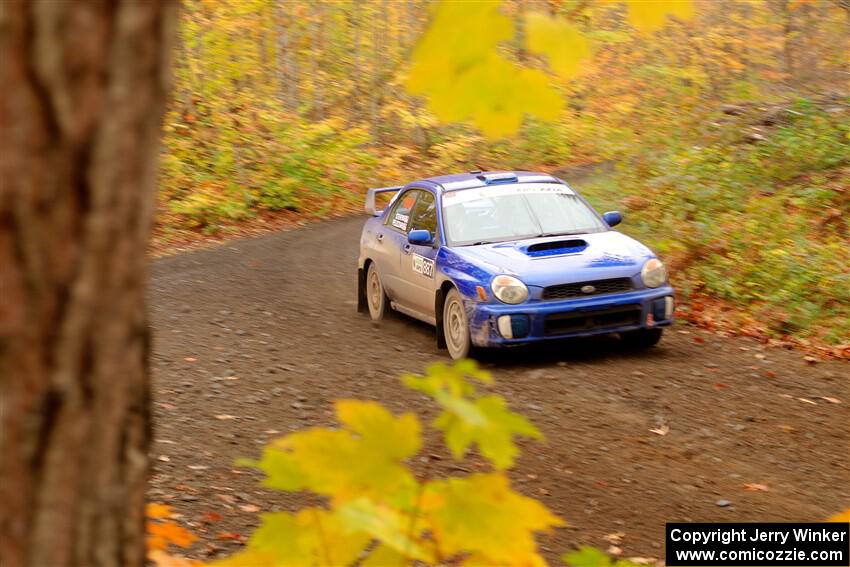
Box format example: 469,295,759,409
470,164,485,175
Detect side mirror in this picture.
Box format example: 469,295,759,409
603,211,622,227
408,229,433,246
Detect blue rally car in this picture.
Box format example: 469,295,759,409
357,171,674,359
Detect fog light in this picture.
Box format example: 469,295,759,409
497,316,514,339
665,296,674,319
497,315,530,339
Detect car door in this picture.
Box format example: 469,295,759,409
395,190,440,317
373,189,422,299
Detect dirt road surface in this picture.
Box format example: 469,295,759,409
149,216,849,563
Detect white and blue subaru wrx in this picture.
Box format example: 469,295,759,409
357,171,675,359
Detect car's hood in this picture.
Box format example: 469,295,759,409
447,231,654,288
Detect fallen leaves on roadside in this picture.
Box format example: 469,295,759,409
781,424,795,433
148,549,201,567
627,557,657,565
607,545,623,556
819,396,841,404
803,356,817,364
743,483,769,492
201,512,223,523
184,357,197,362
158,455,171,462
148,520,198,549
147,503,173,519
764,370,777,378
215,414,237,420
603,532,625,544
714,383,727,390
239,504,260,513
797,397,817,405
649,424,669,436
828,508,850,523
216,532,243,541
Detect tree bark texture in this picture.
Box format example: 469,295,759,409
0,1,176,565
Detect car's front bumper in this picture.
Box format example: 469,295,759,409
467,286,675,347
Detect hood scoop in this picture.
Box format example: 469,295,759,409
525,238,588,257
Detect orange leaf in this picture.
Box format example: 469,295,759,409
827,509,850,523
148,549,200,567
148,521,198,549
201,511,223,523
147,503,173,519
743,483,769,492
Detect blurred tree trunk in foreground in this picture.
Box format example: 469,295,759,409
0,1,176,565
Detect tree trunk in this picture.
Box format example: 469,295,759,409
0,1,177,566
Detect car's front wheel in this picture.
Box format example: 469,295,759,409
620,328,663,348
366,263,388,320
443,288,471,359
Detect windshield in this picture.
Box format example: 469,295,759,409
442,183,606,246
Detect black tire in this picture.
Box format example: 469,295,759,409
443,288,471,359
620,328,663,348
366,263,388,321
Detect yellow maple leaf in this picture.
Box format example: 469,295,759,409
229,508,370,567
525,12,591,81
626,0,694,33
337,498,433,562
422,473,565,564
257,401,421,503
406,0,563,138
436,394,542,469
361,544,410,567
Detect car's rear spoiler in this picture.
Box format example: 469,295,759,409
364,185,403,216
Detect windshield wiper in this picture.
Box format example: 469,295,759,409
537,230,586,238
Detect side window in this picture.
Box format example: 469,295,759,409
408,191,437,235
385,189,421,232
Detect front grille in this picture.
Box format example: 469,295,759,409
544,304,641,336
543,277,633,300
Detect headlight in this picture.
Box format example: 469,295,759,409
641,258,667,288
491,275,528,304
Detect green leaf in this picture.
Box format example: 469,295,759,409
562,546,613,567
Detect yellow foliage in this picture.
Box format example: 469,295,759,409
626,0,694,33
407,0,562,138
257,400,421,502
525,12,591,81
337,498,433,562
216,508,370,567
423,473,565,566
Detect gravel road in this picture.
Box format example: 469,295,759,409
149,215,849,563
